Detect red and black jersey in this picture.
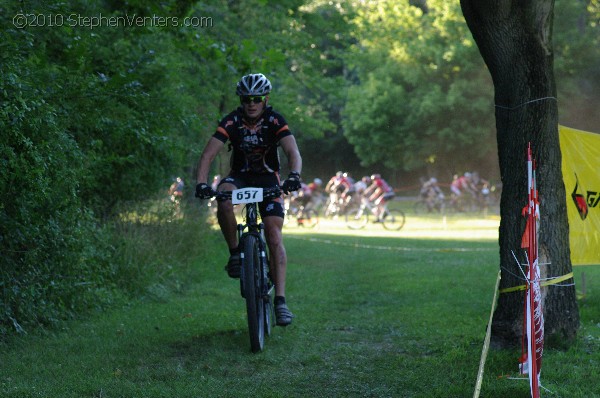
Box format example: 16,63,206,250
213,106,292,174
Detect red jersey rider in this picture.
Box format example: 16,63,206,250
364,174,395,222
450,172,477,198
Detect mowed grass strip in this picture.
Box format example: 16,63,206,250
1,216,599,397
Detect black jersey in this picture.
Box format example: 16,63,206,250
213,106,292,174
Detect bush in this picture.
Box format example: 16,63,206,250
0,0,208,337
0,32,118,335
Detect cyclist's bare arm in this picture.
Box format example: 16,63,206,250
197,137,225,184
279,135,302,175
369,187,383,202
363,183,376,197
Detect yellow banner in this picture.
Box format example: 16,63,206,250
559,125,600,265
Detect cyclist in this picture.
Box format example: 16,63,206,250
307,177,323,197
299,178,324,214
364,173,395,222
304,178,323,210
195,73,301,326
324,171,345,216
168,176,184,201
168,177,184,216
470,171,493,210
353,176,371,211
470,171,490,196
354,176,371,196
419,177,445,212
339,172,357,207
450,172,478,210
450,172,477,198
325,171,343,193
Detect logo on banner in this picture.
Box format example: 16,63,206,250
571,173,599,221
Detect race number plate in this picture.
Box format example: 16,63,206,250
232,187,263,204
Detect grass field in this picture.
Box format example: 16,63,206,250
1,212,599,397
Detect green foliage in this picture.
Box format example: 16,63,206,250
290,2,365,176
1,15,115,334
343,0,495,175
0,0,210,336
554,0,600,79
553,0,600,129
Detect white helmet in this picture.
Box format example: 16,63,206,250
236,73,272,96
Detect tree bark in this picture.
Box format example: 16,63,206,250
460,0,579,347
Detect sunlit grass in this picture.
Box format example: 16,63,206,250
285,212,500,241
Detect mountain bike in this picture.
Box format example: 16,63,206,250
213,186,282,352
413,192,446,215
324,192,357,218
345,197,405,231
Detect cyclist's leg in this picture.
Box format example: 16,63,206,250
380,193,395,217
216,176,241,251
374,195,384,220
217,175,243,277
263,215,286,298
263,212,294,325
261,197,294,325
248,174,285,297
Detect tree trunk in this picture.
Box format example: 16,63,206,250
460,0,579,347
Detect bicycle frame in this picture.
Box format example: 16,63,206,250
356,196,376,217
215,186,280,352
237,200,272,298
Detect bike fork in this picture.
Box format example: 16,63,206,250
238,224,247,298
258,225,272,300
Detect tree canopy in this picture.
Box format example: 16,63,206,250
343,0,495,177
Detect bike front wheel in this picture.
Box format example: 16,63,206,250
345,206,368,230
264,282,274,337
241,234,266,353
382,209,406,231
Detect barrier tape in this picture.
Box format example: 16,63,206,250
498,272,574,294
473,270,501,398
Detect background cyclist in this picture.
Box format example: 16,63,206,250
364,173,395,222
304,178,324,213
419,177,445,212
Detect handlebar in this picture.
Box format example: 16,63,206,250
212,186,285,201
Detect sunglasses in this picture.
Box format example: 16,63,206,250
240,95,266,104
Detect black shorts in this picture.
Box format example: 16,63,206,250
218,172,285,219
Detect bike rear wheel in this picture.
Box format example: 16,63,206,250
241,234,266,352
382,209,406,231
345,206,368,230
